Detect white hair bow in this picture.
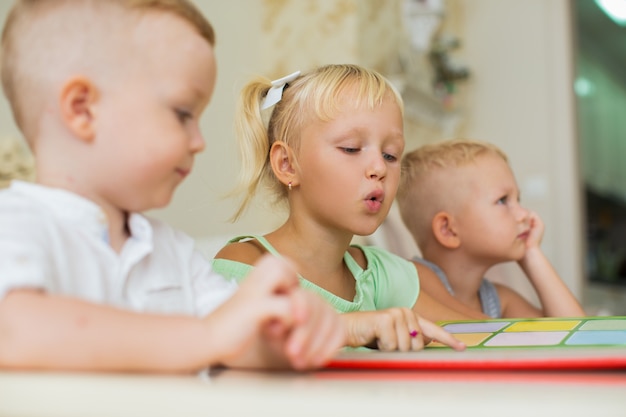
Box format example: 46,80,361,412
261,70,301,110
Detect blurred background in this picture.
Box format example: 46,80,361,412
1,0,625,315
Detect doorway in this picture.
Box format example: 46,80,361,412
572,0,626,314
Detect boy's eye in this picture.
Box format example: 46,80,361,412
175,109,193,123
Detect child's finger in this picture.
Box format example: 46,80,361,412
285,290,344,369
264,318,290,338
256,297,295,329
404,311,425,352
375,312,399,351
288,309,328,368
243,254,299,296
234,255,304,330
284,290,315,359
392,308,419,352
418,317,466,351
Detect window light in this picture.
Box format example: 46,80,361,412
595,0,626,26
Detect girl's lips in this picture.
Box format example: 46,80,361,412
518,231,530,240
365,189,384,202
364,189,384,212
365,198,382,212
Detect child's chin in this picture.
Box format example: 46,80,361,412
155,197,173,209
147,194,174,211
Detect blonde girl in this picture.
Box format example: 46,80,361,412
213,64,469,351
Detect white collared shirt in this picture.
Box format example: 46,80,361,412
0,181,237,317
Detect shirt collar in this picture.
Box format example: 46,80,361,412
127,212,153,243
10,181,151,244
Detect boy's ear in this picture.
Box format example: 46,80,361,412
59,77,98,143
269,141,298,187
432,211,461,249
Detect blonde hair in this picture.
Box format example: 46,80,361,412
1,0,214,142
396,139,508,247
230,63,404,221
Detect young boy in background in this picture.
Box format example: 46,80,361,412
0,0,345,373
396,139,585,318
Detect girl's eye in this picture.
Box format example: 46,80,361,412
340,147,360,154
497,196,508,205
383,153,398,162
175,109,193,123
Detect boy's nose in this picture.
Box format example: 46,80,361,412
516,204,530,222
190,130,206,154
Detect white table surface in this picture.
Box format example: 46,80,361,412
2,367,626,417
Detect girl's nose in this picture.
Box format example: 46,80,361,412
367,153,387,180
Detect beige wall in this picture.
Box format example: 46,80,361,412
0,0,583,298
457,0,583,300
0,4,21,142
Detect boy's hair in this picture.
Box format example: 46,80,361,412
231,63,404,221
396,139,508,248
1,0,214,142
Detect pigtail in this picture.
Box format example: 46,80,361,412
229,78,273,222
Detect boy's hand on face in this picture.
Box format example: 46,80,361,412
524,211,545,250
518,211,550,272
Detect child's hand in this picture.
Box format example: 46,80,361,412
524,211,545,250
417,316,466,351
205,255,344,370
342,308,465,352
279,287,346,370
519,211,549,270
202,255,299,365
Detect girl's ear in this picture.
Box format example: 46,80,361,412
269,141,298,187
432,211,461,249
59,77,98,143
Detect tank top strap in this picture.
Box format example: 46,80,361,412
412,256,454,294
478,279,502,318
227,235,283,257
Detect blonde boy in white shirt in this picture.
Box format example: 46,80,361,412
0,0,345,373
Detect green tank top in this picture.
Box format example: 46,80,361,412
210,235,420,313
